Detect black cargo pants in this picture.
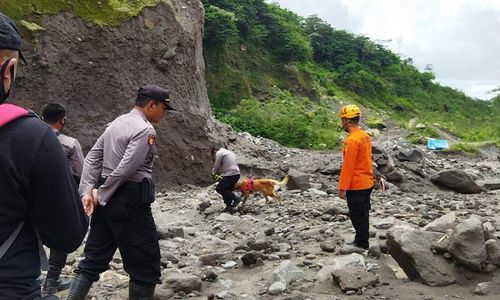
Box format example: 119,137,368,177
75,182,160,285
216,174,240,207
346,187,373,249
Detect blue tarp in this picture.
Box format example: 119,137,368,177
427,138,449,150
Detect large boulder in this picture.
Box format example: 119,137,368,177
13,1,219,186
448,215,487,272
287,169,311,191
423,212,456,233
387,229,456,286
431,170,483,194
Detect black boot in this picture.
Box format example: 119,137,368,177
66,274,93,300
129,281,155,300
43,277,71,295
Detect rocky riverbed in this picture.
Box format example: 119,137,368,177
53,129,500,300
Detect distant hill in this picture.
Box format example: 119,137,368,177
202,0,499,149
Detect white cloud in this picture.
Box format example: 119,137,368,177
270,0,500,100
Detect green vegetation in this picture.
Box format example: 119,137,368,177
444,143,480,155
220,92,341,149
0,0,160,26
202,0,499,149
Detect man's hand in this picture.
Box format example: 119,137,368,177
82,189,98,216
338,189,346,200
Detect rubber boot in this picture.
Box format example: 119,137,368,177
43,277,72,295
66,274,93,300
129,281,155,300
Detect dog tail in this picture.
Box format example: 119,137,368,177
277,175,289,188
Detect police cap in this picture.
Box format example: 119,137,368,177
137,84,175,111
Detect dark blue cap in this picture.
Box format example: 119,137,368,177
137,84,175,110
0,13,26,64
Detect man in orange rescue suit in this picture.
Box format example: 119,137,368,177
338,104,373,250
67,84,175,300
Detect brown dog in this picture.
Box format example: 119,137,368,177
234,175,289,209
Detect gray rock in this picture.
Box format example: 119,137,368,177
222,260,237,269
386,169,404,183
368,244,382,258
331,266,379,292
431,170,483,194
265,227,275,236
478,179,500,191
241,251,262,266
287,169,311,191
474,282,494,295
277,252,291,259
396,149,423,162
248,239,271,251
316,253,366,283
374,217,396,229
320,241,336,253
338,245,366,255
485,239,500,266
270,260,305,288
205,270,218,282
424,212,456,233
483,222,497,240
448,215,487,272
153,287,174,299
199,252,225,266
163,273,202,293
387,229,456,286
268,281,287,295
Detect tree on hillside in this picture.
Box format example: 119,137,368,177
203,5,239,48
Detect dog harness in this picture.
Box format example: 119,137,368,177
240,178,254,192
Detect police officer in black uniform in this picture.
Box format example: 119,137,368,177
0,13,88,300
68,85,175,300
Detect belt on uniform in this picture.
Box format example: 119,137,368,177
99,177,142,190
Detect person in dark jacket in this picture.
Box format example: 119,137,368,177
0,12,88,300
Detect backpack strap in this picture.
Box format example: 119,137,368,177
0,103,30,127
0,222,24,261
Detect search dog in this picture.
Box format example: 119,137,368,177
234,175,289,209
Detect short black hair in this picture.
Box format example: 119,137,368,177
348,116,360,124
41,102,66,124
135,95,162,108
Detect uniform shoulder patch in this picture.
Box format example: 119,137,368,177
147,134,156,145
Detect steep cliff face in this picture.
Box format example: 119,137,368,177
12,1,221,185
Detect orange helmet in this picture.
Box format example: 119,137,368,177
339,104,361,119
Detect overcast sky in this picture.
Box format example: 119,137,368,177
270,0,500,100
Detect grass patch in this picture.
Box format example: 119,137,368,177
444,143,480,155
220,91,342,149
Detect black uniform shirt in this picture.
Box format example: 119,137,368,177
0,117,88,299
